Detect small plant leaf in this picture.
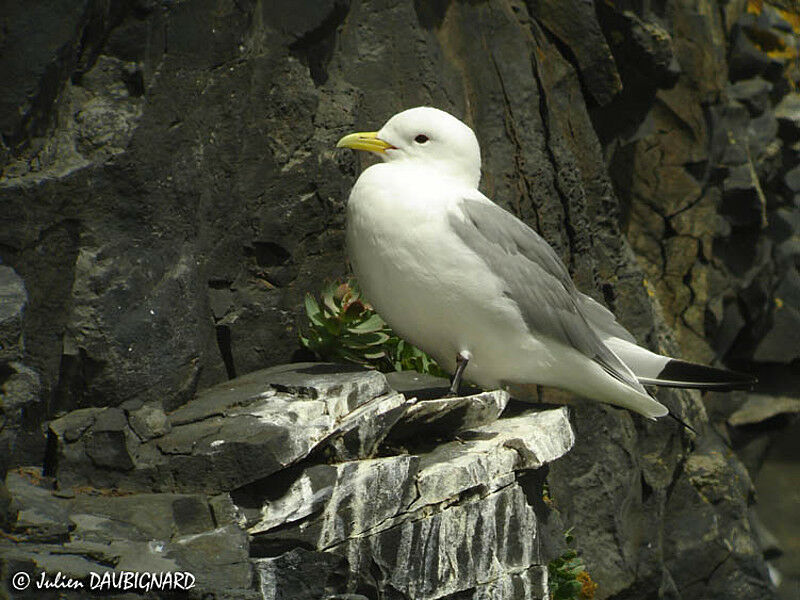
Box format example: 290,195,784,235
304,294,327,327
347,313,386,333
300,278,446,377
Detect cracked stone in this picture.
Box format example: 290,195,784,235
729,26,784,82
47,363,403,493
1,468,256,598
169,524,252,590
728,394,800,427
728,77,773,116
323,391,412,461
531,0,622,106
247,407,572,598
254,548,347,600
775,93,800,141
386,390,509,443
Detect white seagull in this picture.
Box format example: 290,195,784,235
337,107,754,419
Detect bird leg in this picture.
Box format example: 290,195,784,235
447,351,471,397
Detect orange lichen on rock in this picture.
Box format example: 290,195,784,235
748,0,800,33
577,571,598,599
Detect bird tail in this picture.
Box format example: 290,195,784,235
604,338,757,391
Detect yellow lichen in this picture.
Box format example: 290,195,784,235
744,1,800,89
747,0,763,14
643,278,656,297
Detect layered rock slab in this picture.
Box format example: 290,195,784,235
250,407,573,599
46,363,402,493
16,363,573,599
1,471,254,599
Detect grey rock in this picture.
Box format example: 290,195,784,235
753,304,800,363
255,485,550,600
250,407,571,538
757,5,794,33
344,485,547,600
596,6,680,89
728,394,800,426
4,471,71,543
0,362,43,468
748,110,780,162
770,209,800,245
0,265,26,363
728,77,773,116
387,390,509,442
127,404,171,441
169,524,252,590
710,101,752,166
69,492,215,541
84,407,135,471
47,364,400,492
411,408,573,508
260,0,350,43
48,407,100,443
714,300,746,357
729,26,784,82
1,467,256,598
209,492,247,528
169,363,388,426
0,478,14,529
249,408,572,598
322,390,411,461
775,93,800,140
773,267,800,315
531,0,622,105
776,238,800,269
0,1,92,150
248,455,418,539
784,163,800,192
749,508,783,560
722,163,767,227
385,370,480,399
255,548,347,600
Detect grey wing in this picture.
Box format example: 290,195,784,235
577,293,637,344
449,196,646,394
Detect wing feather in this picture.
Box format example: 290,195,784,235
449,196,646,395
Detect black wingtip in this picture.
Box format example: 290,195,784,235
667,409,698,434
641,359,757,391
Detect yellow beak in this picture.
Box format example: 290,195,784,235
336,131,394,153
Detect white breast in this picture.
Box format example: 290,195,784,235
345,163,553,387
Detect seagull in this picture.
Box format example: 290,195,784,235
336,107,755,419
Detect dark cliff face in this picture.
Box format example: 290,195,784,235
0,0,795,598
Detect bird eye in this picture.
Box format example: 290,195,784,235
414,134,429,144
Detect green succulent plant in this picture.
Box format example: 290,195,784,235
548,530,597,600
300,279,447,377
300,280,390,366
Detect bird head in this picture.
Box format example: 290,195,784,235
337,107,481,188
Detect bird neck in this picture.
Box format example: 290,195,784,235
385,157,481,190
